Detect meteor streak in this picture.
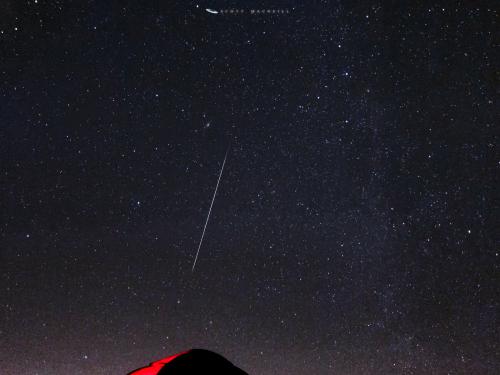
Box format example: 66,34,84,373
191,145,230,272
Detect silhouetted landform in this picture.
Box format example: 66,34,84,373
128,349,248,374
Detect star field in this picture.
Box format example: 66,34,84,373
0,1,498,374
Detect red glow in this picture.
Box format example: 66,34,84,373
128,351,189,375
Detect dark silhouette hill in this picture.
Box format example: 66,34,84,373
128,349,248,375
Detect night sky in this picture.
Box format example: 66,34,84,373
1,1,498,374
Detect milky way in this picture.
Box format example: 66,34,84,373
0,2,498,374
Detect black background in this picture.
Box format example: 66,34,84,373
0,1,498,374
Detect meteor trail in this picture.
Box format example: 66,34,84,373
191,146,230,272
